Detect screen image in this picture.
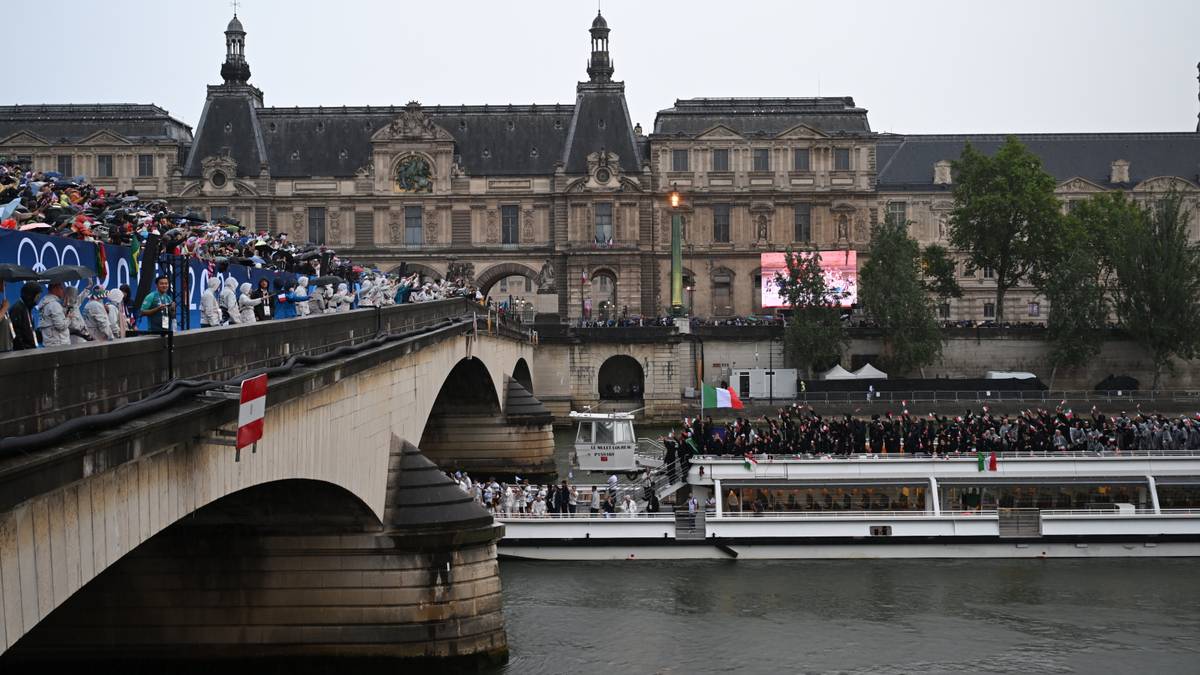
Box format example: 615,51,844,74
760,250,858,308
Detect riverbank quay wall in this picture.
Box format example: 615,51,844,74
0,300,533,667
532,325,1200,423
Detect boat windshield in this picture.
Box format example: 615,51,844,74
595,420,635,444
576,422,593,444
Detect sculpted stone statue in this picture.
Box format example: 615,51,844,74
536,258,557,293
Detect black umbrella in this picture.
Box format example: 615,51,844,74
296,250,322,261
311,275,343,287
0,263,38,281
39,265,97,283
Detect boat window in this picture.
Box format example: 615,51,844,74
1147,484,1200,509
613,421,635,444
729,485,927,513
595,421,615,444
940,481,1148,512
575,422,593,444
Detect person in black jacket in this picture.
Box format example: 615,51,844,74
251,277,275,321
9,282,43,350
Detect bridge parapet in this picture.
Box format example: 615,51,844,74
0,299,485,439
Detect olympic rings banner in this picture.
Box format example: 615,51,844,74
1,229,300,331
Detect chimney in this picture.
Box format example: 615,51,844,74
933,160,952,185
1110,159,1130,185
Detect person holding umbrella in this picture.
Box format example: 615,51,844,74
37,283,70,346
9,282,43,351
0,264,38,352
140,275,175,333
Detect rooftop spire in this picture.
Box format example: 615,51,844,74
221,12,251,85
586,10,613,83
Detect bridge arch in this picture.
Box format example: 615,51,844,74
598,354,644,401
475,262,540,297
512,357,533,394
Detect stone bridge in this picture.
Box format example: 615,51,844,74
0,299,549,669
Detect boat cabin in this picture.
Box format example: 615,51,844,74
570,411,637,471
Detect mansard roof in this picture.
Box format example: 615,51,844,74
876,132,1200,191
652,97,873,137
0,104,193,144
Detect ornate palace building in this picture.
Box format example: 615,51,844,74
3,11,1199,322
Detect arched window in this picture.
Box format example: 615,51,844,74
588,270,617,320
712,268,734,317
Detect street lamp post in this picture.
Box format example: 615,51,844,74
669,187,684,317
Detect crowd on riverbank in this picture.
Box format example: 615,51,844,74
668,403,1200,457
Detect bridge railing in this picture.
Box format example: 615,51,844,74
0,298,482,438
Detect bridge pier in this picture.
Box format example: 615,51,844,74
2,438,507,671
420,376,557,480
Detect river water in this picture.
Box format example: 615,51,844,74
492,558,1200,674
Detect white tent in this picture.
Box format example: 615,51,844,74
853,363,888,380
820,364,856,380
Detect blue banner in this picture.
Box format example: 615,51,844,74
1,229,302,332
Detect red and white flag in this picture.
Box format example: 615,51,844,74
237,374,268,450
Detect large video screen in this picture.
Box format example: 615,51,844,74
760,250,858,308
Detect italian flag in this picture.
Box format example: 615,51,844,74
743,453,758,471
702,383,744,410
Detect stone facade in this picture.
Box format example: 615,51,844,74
4,12,1200,323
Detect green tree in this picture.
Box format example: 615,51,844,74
920,243,963,301
860,218,943,374
773,248,847,377
949,136,1063,323
1035,220,1108,386
1091,191,1200,389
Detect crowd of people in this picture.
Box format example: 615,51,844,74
0,160,510,351
662,404,1200,458
448,471,663,517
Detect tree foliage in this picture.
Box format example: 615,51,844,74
949,136,1063,323
860,219,943,374
773,248,847,376
1082,191,1200,389
1036,219,1108,376
920,244,963,300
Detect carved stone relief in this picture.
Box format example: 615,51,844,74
327,209,341,242
522,209,534,242
424,208,438,244
486,209,499,244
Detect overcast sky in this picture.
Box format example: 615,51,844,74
13,0,1200,135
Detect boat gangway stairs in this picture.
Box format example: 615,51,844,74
674,505,705,540
998,508,1042,538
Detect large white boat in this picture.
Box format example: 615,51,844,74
498,449,1200,560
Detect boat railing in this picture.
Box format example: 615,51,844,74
714,509,998,519
694,449,1200,462
1040,508,1200,516
497,511,676,520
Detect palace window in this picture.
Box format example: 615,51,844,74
794,203,812,242
594,202,613,244
501,205,519,245
983,266,995,279
834,148,851,171
793,148,810,171
404,205,423,245
57,155,73,176
96,155,114,177
712,148,729,172
983,302,996,319
752,148,770,172
138,154,154,177
712,269,733,316
307,207,326,245
671,149,689,172
886,202,908,227
712,204,731,243
1028,302,1041,317
938,302,951,319
210,206,229,221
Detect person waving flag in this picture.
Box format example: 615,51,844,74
702,383,744,410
